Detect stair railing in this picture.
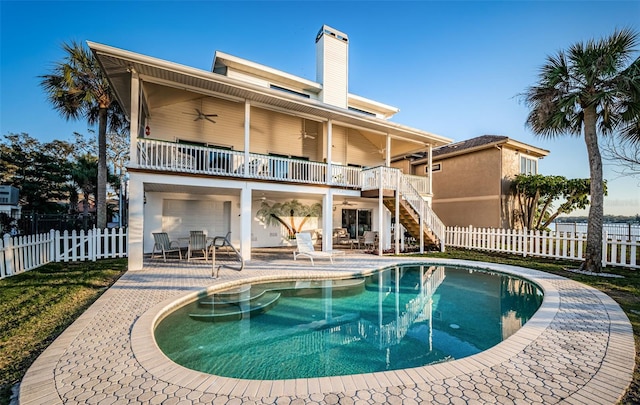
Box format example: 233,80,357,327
361,167,445,250
397,174,445,250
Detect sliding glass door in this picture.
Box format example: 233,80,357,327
341,209,371,239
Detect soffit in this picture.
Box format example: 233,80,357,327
89,42,452,147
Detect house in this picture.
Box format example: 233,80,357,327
0,185,21,219
89,25,452,270
392,135,549,229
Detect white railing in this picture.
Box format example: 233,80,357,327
137,139,365,187
404,174,430,195
445,226,639,269
0,228,128,279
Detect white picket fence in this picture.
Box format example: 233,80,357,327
445,226,639,269
0,228,127,279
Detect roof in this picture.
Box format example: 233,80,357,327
404,135,549,164
87,41,452,148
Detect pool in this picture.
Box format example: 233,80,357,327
155,264,543,380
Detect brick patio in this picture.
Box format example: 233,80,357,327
19,254,635,404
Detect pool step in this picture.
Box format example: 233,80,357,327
189,291,281,322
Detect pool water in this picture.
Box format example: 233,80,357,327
155,264,543,379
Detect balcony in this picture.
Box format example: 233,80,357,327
136,138,430,194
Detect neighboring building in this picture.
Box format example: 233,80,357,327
90,25,452,270
0,185,21,219
392,135,549,229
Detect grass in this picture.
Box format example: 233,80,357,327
0,259,127,405
0,251,637,404
422,248,640,404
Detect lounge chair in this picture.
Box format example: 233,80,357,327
293,232,344,266
152,232,182,262
187,231,209,262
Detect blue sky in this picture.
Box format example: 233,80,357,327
1,1,639,216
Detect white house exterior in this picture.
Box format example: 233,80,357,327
0,185,21,219
89,25,452,270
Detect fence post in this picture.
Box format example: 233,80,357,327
49,229,55,262
3,234,13,277
602,231,608,268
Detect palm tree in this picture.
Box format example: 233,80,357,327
40,41,127,228
523,28,640,272
70,154,98,217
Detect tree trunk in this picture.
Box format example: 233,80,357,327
581,105,604,273
97,107,108,229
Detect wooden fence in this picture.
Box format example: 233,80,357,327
0,228,127,279
445,226,639,270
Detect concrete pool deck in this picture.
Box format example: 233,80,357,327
19,254,635,404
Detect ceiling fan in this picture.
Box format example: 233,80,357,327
183,108,218,123
298,119,317,139
254,192,276,204
335,198,356,207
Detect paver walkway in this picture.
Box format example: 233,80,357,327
19,255,634,404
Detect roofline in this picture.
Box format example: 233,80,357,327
87,41,452,146
212,50,322,93
411,137,549,164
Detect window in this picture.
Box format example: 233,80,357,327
520,156,537,175
269,84,310,99
348,106,376,117
425,163,441,174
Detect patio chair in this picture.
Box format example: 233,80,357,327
363,231,377,250
152,232,182,262
293,232,344,266
187,231,209,262
210,231,232,256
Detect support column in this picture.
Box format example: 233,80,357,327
428,144,433,195
326,119,333,184
395,170,400,254
240,186,252,261
378,171,384,256
244,100,251,174
128,175,144,270
129,70,140,169
322,190,334,251
385,134,391,167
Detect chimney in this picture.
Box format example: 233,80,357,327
316,25,349,108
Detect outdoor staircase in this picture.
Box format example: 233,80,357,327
360,167,445,251
383,197,439,248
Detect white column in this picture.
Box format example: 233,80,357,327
128,175,144,270
385,134,391,167
129,70,140,169
378,173,384,256
428,144,433,195
244,100,251,174
326,120,333,184
240,186,252,261
322,190,334,251
395,170,400,254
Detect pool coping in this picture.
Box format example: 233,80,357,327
132,260,560,397
19,256,636,404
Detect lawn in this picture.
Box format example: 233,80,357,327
0,251,637,404
0,259,127,405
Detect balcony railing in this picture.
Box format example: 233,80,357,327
136,139,364,188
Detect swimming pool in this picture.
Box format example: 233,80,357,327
154,264,543,379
